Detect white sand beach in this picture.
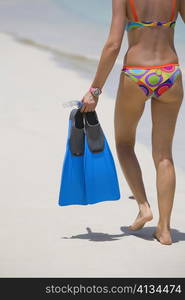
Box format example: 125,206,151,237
0,32,185,277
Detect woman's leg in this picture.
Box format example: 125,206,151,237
114,73,153,230
151,74,183,245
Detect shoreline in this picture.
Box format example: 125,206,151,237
2,31,185,171
0,31,185,277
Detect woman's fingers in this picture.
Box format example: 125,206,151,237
80,105,86,113
80,92,99,113
80,103,95,113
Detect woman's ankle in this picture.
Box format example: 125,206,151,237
138,201,151,210
157,221,171,231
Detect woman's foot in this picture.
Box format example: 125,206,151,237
129,203,153,230
153,225,172,245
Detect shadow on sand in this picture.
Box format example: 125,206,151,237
62,226,185,243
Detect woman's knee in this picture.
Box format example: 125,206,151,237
152,151,174,168
115,139,135,154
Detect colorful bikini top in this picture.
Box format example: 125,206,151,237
126,0,176,31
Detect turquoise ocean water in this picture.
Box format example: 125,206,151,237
0,0,184,169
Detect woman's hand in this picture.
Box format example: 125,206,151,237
80,91,99,113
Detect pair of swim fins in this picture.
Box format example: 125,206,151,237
58,108,120,206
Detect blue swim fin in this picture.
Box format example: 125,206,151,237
58,109,86,206
84,111,120,204
58,109,120,206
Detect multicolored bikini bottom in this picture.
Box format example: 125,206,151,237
121,63,181,99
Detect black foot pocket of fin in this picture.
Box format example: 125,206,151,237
84,111,105,153
69,109,85,156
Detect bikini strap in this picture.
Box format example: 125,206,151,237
170,0,176,21
129,0,139,22
129,0,176,23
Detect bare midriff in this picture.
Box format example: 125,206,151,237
123,27,178,67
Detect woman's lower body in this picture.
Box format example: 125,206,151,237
114,62,183,245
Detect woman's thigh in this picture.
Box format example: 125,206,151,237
114,73,147,146
151,73,184,164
